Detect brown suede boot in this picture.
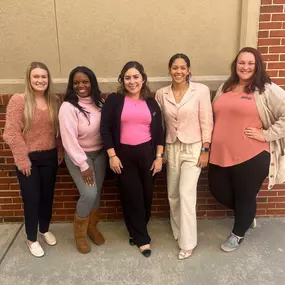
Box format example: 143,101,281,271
87,209,105,246
74,214,91,254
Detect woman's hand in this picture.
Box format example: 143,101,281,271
109,156,123,174
244,127,265,142
20,167,32,177
197,152,209,168
81,167,95,186
150,157,163,176
58,156,63,165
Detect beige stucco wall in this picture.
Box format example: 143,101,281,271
0,0,260,93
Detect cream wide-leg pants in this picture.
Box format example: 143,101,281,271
166,140,202,250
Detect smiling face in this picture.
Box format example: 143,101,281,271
169,58,190,84
30,68,49,93
73,72,91,98
236,52,256,84
123,67,144,96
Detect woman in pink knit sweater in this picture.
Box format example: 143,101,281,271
3,62,62,258
59,66,106,254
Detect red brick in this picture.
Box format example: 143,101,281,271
260,5,284,13
279,70,285,76
0,210,14,216
258,47,269,54
258,38,281,46
259,31,270,38
260,13,272,22
262,0,272,3
271,78,285,85
272,14,285,21
260,22,283,30
1,204,21,210
268,62,285,69
257,203,276,209
273,0,285,3
267,70,279,77
0,191,19,197
267,209,285,215
262,54,280,61
0,197,12,203
269,46,285,53
270,30,285,37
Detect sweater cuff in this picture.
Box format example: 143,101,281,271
79,162,89,172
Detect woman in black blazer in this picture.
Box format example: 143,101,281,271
100,61,164,257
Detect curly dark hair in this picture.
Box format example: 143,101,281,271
64,66,104,122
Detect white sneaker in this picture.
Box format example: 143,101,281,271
40,231,57,246
27,241,44,257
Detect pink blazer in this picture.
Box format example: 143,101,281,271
155,82,213,144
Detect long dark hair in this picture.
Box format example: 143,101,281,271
64,66,104,122
117,61,152,99
222,47,271,94
168,53,191,82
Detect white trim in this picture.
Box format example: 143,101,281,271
0,75,228,85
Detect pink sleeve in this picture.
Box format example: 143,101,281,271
3,94,31,169
199,87,214,143
58,102,89,171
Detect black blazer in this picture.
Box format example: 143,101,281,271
100,93,164,157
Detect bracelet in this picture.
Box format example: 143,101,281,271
156,154,163,158
201,147,210,152
109,154,117,159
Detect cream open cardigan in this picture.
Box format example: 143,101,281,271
213,82,285,189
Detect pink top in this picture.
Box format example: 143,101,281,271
59,96,103,171
120,96,151,145
3,94,60,169
210,91,270,167
155,82,213,144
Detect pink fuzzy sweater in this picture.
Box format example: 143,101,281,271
3,94,61,169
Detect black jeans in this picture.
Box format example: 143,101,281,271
118,140,154,247
208,151,270,237
16,148,58,241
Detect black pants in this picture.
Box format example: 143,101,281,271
208,151,270,237
118,140,154,247
16,148,58,241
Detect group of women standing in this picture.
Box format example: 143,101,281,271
4,47,285,259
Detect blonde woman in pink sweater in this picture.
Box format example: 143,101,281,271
59,66,106,254
156,54,213,259
3,62,62,258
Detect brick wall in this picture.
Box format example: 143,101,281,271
259,0,285,88
1,1,285,222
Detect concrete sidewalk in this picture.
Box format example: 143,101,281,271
0,218,284,285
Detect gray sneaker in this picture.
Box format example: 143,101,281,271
221,235,243,252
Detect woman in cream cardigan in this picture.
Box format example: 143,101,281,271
209,47,285,252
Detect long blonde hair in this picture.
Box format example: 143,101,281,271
23,62,59,136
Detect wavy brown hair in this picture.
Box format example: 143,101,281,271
222,47,271,94
117,61,152,99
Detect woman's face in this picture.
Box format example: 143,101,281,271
236,52,256,83
73,72,91,98
123,67,144,96
30,68,49,93
169,58,190,84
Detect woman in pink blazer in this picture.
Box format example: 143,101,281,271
156,53,213,259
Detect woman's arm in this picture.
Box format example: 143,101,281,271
3,95,31,172
58,103,89,171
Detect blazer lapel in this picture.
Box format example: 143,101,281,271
177,82,196,108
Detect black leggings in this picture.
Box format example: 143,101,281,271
118,140,154,247
208,151,270,237
16,148,58,241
